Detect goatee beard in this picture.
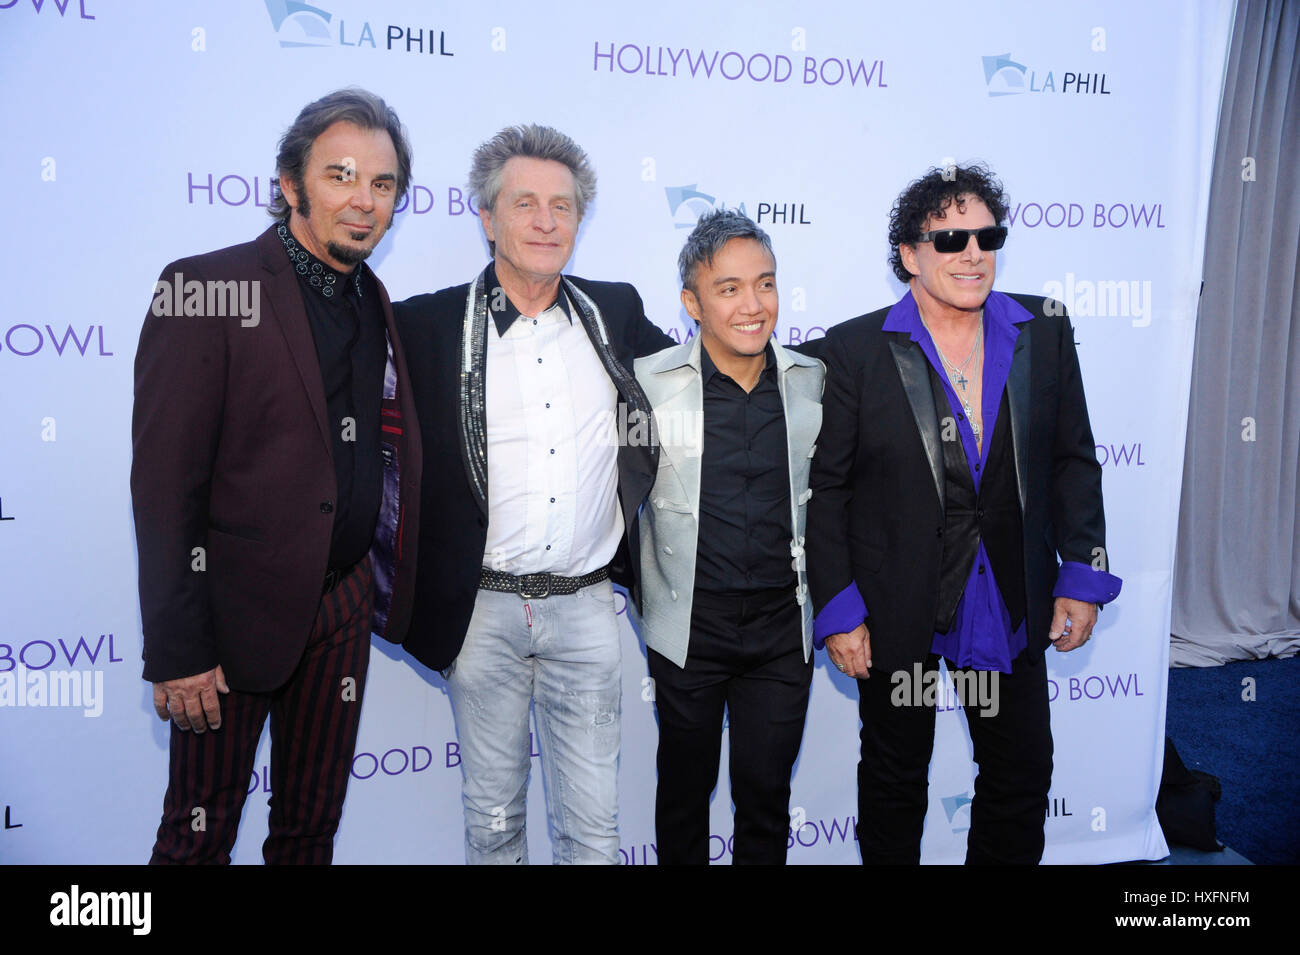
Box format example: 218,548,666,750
327,239,372,267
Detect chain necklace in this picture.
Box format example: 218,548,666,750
919,309,983,444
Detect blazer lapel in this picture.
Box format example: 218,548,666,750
457,268,491,518
258,225,331,456
655,368,702,515
640,337,704,518
563,278,655,428
775,346,822,483
888,335,945,511
1006,322,1032,510
563,278,660,530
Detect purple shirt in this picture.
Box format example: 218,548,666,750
813,290,1122,673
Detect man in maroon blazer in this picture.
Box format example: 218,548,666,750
131,89,421,864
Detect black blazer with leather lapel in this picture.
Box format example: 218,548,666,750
805,293,1107,674
132,224,422,691
393,273,674,672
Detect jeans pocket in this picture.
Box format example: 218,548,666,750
585,580,616,606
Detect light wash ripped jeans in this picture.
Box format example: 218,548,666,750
444,579,621,864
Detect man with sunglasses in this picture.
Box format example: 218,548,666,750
806,163,1121,864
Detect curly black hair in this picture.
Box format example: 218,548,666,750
887,163,1009,283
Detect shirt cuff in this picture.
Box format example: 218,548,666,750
813,582,867,649
1053,561,1122,606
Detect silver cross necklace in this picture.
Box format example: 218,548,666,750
919,309,984,444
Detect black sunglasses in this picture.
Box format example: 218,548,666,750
915,226,1008,253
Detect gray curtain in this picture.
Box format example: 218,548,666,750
1171,0,1300,665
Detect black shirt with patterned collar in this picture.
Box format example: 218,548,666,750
277,222,386,572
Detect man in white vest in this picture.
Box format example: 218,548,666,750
634,209,824,864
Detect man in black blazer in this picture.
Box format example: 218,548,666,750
806,164,1121,864
394,125,672,864
132,90,421,863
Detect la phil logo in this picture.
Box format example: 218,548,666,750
0,0,95,19
941,791,973,832
665,184,811,230
982,53,1111,97
263,0,452,56
945,792,1070,833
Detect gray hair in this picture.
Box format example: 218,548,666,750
468,124,597,219
269,88,413,220
678,208,775,294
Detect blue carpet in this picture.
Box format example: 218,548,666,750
1165,654,1300,864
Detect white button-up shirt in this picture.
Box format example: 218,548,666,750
483,293,623,577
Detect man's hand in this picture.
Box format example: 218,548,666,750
1049,597,1098,652
826,623,872,679
153,665,229,732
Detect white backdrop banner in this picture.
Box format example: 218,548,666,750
0,0,1232,864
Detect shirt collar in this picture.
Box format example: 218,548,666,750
881,288,1032,340
700,338,776,386
276,221,365,301
487,261,572,337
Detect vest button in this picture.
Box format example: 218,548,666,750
320,501,334,514
936,526,943,537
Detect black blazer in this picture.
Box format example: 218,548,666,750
393,270,674,671
805,293,1108,673
131,225,423,690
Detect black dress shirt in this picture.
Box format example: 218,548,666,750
694,343,794,593
286,242,386,571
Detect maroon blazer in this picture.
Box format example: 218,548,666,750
131,224,421,692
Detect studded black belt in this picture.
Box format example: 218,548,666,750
479,566,610,599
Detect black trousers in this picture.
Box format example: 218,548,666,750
855,648,1053,865
649,586,812,865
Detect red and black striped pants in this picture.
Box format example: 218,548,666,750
149,559,373,865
